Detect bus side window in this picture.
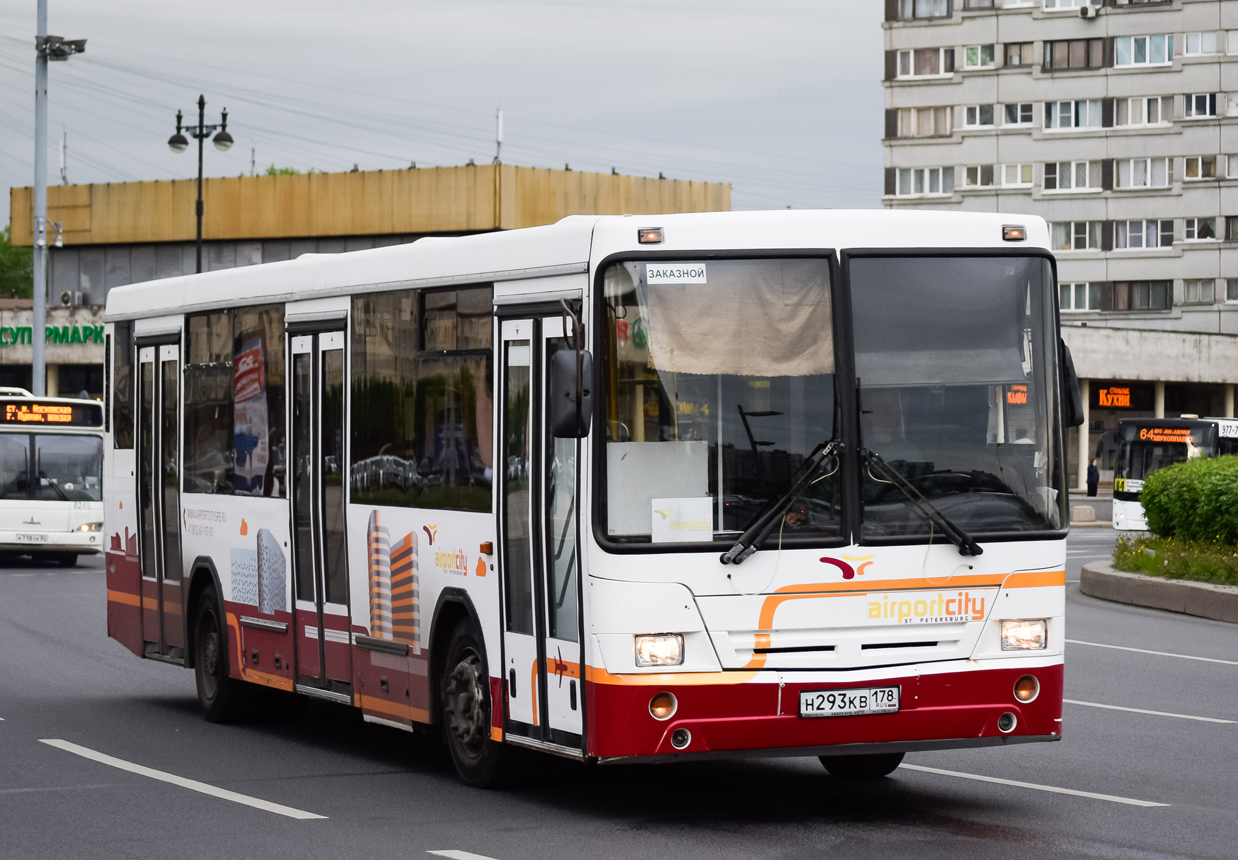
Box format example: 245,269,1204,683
112,321,135,449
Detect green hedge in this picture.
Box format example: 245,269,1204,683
1141,454,1238,545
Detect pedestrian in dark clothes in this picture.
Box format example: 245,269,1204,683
1087,459,1099,497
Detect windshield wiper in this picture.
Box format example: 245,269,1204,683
720,440,841,566
861,450,982,557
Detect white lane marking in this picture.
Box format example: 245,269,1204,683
899,764,1168,807
1067,639,1238,667
1065,699,1236,724
39,739,327,820
429,852,503,860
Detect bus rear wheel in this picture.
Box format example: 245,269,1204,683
194,585,238,723
441,624,507,788
819,752,904,779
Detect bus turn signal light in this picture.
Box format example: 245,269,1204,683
1014,675,1040,703
649,691,678,720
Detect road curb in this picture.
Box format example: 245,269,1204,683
1080,561,1238,624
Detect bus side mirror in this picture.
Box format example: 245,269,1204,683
1060,340,1084,427
550,349,593,438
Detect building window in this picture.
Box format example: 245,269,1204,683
964,104,995,127
1228,156,1238,178
1045,39,1105,70
1184,218,1218,241
1050,221,1101,251
1004,103,1034,125
1115,35,1174,67
1044,0,1098,9
1004,43,1033,66
964,45,996,68
898,0,951,19
898,106,952,138
1230,32,1238,55
1184,156,1216,180
1002,164,1033,187
1045,161,1100,191
1116,157,1171,189
1183,279,1216,304
963,0,994,7
897,47,954,78
1060,283,1100,311
896,166,955,197
1114,220,1173,249
1115,96,1172,127
1045,99,1102,130
1185,94,1217,118
962,165,995,187
1113,281,1171,311
1227,217,1238,240
1228,279,1238,302
1183,33,1217,56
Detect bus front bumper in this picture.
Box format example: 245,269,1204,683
587,661,1063,761
0,530,103,555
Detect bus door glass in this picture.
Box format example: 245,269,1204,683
499,314,583,746
137,342,185,657
290,330,352,692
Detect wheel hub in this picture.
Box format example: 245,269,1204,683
445,651,487,757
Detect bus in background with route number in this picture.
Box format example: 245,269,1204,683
0,393,105,566
1112,417,1238,530
102,210,1079,786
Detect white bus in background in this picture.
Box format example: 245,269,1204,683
1112,416,1238,530
103,210,1079,786
0,394,104,566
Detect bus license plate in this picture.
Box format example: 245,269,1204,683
16,533,50,543
799,686,900,718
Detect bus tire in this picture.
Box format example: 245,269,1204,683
441,623,507,788
819,752,904,779
193,585,238,723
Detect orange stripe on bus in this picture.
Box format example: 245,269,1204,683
225,613,294,692
1001,570,1066,589
355,694,429,724
107,589,140,607
584,666,759,686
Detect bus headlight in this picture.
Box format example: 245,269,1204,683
77,522,102,532
635,634,684,667
1000,619,1047,651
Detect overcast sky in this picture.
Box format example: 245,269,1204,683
0,1,883,231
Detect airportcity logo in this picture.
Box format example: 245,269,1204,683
867,590,989,625
818,554,873,580
435,548,468,576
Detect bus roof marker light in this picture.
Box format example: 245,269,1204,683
1002,225,1026,241
638,227,664,244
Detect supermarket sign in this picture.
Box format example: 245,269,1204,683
0,325,105,347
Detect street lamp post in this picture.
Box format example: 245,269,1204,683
168,94,233,274
31,0,85,396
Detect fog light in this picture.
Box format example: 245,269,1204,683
1014,674,1040,703
649,691,678,721
635,634,683,667
1000,619,1047,651
997,712,1017,733
78,522,102,532
670,728,691,749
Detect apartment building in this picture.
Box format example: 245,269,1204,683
883,0,1238,487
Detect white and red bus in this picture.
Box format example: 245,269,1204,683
103,211,1077,785
0,392,104,565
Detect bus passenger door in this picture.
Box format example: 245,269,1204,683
291,331,353,697
136,342,185,659
499,314,583,749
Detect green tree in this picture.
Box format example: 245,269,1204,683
264,164,301,176
0,225,33,299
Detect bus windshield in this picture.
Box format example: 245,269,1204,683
1116,423,1213,485
600,258,839,544
0,433,102,502
852,255,1063,537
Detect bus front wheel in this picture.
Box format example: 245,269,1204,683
819,752,904,779
441,624,507,788
194,586,238,723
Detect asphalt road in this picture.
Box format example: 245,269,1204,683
3,531,1236,860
